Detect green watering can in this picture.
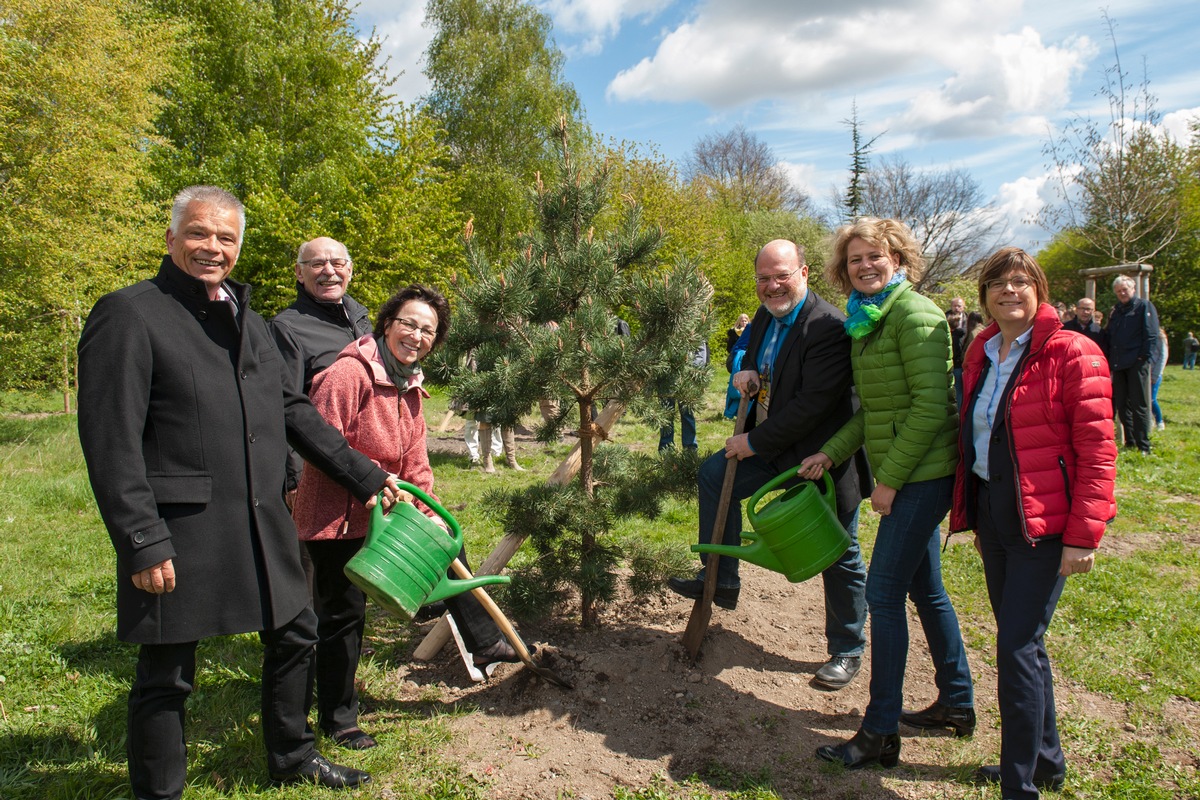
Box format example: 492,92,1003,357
344,481,510,620
692,467,851,583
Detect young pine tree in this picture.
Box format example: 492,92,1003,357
448,121,713,626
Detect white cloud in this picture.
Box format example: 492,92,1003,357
994,173,1061,251
357,1,432,105
1161,106,1200,144
538,0,675,55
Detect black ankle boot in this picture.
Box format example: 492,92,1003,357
899,701,976,737
815,727,901,769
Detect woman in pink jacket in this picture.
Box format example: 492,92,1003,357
292,284,515,751
942,248,1116,800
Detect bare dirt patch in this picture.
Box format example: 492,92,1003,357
382,564,1032,799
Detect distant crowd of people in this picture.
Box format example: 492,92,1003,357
78,185,1122,800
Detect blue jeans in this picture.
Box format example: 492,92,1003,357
1185,352,1196,369
1151,373,1163,425
659,399,697,450
862,475,973,734
695,451,868,656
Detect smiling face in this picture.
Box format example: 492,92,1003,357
166,202,241,298
846,237,900,296
295,237,353,303
985,270,1039,331
754,241,808,318
383,299,439,366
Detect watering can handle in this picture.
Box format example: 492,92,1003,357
746,465,835,520
370,481,463,543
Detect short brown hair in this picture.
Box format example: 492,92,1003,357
826,217,925,296
375,284,451,350
976,247,1050,316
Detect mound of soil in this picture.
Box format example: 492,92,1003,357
385,560,1010,799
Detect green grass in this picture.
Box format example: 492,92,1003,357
3,369,1200,798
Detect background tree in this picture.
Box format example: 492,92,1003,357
684,125,808,215
859,156,1005,289
446,122,714,626
840,101,882,222
0,0,172,397
146,0,465,316
1039,11,1186,267
423,0,584,253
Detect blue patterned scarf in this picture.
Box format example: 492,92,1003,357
844,271,907,340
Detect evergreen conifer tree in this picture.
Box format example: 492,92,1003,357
447,121,713,626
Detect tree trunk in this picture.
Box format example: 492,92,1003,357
578,397,598,627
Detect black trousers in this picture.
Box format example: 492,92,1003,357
127,607,319,800
977,482,1067,800
1112,360,1152,451
304,537,500,734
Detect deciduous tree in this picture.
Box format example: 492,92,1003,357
685,125,807,215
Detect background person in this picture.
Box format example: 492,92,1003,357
952,247,1116,799
1062,296,1107,353
801,217,974,770
1184,331,1199,369
78,186,399,796
669,239,869,691
1106,275,1159,454
1151,326,1168,430
291,285,518,749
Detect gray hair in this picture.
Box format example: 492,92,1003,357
1112,274,1137,292
170,186,245,240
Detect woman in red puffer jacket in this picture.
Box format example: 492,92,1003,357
948,247,1116,800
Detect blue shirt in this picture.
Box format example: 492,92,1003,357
971,328,1032,480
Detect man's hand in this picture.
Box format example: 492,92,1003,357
132,559,176,594
724,433,755,461
731,370,759,396
1060,545,1095,576
365,475,404,510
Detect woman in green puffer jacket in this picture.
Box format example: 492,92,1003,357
800,218,975,770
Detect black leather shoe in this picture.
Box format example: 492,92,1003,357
666,577,739,610
330,728,377,751
813,656,861,690
975,764,1065,792
473,638,521,666
899,701,976,737
815,727,900,770
270,753,372,788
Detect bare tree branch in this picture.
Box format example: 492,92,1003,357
684,125,808,214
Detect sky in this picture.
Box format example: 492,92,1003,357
354,0,1200,252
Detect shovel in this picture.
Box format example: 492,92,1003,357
448,558,574,689
681,391,750,662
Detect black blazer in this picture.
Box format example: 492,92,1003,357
78,257,388,644
740,291,867,514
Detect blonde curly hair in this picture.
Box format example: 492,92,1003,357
826,217,925,296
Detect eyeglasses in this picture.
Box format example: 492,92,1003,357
301,257,351,270
754,268,801,286
985,276,1033,293
390,317,437,340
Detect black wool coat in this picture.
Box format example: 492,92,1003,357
741,290,868,515
78,256,388,644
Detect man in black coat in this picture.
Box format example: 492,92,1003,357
78,186,399,799
667,239,869,690
271,236,373,499
1063,296,1108,352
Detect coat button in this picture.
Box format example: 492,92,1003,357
197,310,208,320
133,532,145,544
249,433,257,443
240,371,248,380
253,497,260,508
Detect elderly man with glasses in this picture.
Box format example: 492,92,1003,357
666,239,870,690
272,238,374,503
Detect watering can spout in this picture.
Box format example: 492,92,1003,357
425,571,510,605
691,532,786,573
